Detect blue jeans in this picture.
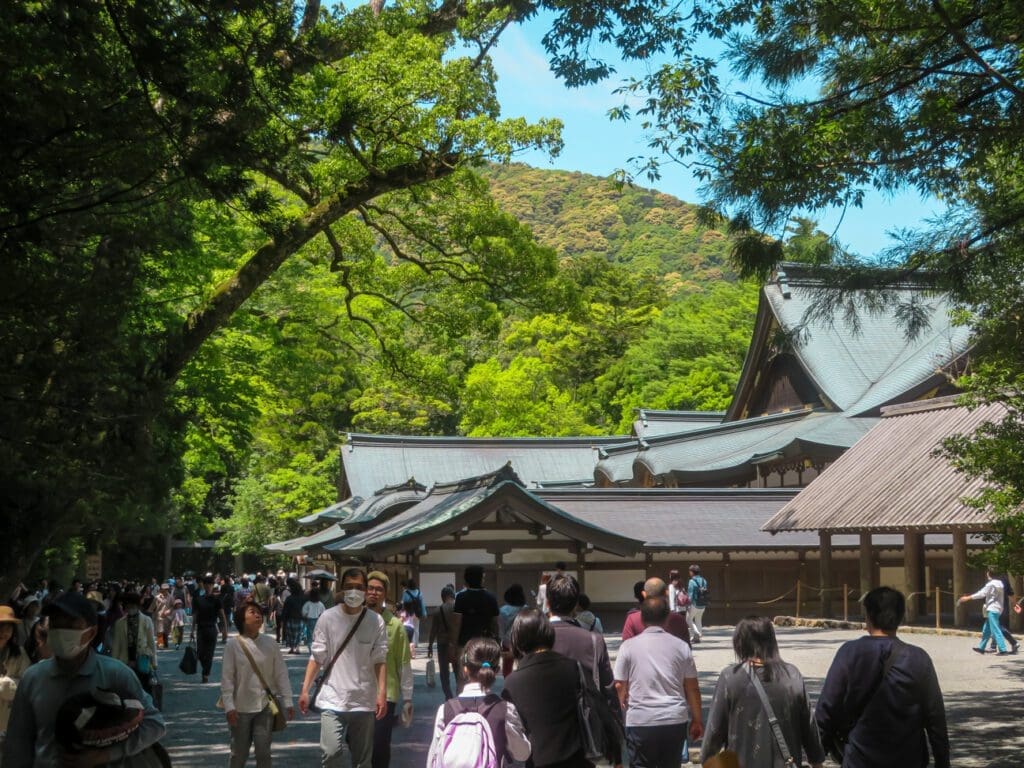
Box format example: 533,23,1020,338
979,610,1007,652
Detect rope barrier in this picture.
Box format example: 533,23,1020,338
755,584,798,605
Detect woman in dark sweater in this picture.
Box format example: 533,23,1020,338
701,616,825,768
502,609,591,768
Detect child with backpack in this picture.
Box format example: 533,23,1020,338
426,637,531,768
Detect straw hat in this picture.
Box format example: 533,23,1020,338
0,605,23,625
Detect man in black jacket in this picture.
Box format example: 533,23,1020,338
816,587,949,768
547,574,623,766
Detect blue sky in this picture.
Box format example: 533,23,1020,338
488,22,943,260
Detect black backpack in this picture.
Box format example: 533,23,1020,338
693,577,709,607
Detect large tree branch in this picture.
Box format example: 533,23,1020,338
158,155,457,382
930,0,1024,99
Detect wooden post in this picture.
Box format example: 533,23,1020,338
1012,574,1024,633
953,530,968,628
935,586,941,629
843,584,849,622
859,532,873,598
903,532,922,623
796,580,802,619
820,531,833,618
576,547,586,594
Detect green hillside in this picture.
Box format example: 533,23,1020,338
481,163,736,292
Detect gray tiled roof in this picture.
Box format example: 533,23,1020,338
763,396,1002,532
536,487,969,549
537,487,811,548
762,265,971,416
341,433,628,498
325,466,641,557
633,410,725,438
298,497,365,527
595,410,875,484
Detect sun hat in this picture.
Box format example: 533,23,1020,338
0,605,22,625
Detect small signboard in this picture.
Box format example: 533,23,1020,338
84,553,102,581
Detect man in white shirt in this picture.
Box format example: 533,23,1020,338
299,568,388,768
959,568,1013,655
614,597,702,768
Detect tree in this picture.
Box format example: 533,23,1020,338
597,0,1024,554
4,0,643,593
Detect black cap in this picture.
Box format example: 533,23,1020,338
43,591,98,626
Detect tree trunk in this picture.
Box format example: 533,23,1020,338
158,158,456,383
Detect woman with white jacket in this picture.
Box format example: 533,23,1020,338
221,599,293,768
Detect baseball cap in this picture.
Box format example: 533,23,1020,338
43,591,98,626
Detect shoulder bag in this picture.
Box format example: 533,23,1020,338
745,663,802,767
309,607,367,713
825,639,906,763
238,638,288,732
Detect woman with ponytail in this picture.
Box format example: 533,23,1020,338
427,637,530,767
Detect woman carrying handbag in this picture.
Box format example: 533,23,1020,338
221,598,293,768
701,617,825,768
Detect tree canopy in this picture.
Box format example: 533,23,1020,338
602,0,1024,565
0,0,758,587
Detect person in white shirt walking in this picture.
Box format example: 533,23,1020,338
614,597,703,768
299,567,388,768
221,598,293,768
302,589,326,654
959,569,1014,655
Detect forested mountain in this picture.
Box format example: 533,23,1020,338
482,164,737,290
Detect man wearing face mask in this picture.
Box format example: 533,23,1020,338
110,593,158,694
299,568,388,768
364,571,413,768
2,591,165,767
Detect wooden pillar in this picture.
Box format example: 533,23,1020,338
575,547,587,594
721,552,731,611
952,530,968,628
859,532,873,599
904,532,923,623
820,531,833,618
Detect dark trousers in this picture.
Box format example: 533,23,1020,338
626,723,688,768
196,624,218,677
371,702,397,768
437,643,455,700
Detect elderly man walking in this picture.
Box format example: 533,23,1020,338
622,577,690,645
365,571,413,768
614,597,702,768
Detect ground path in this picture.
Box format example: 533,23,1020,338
157,625,1023,767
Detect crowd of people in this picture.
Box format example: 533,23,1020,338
0,559,991,768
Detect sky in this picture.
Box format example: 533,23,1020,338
487,21,944,260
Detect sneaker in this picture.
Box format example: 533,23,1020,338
972,647,985,654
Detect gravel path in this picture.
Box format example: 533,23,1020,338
156,625,1023,767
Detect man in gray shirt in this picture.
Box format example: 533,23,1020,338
614,597,702,768
2,592,165,768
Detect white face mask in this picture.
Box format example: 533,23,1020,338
342,589,365,608
49,628,90,660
